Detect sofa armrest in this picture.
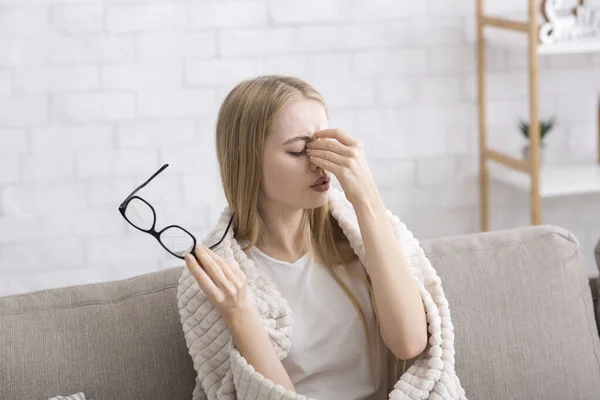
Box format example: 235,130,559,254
590,276,599,336
594,238,600,336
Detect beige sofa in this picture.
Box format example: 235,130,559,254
1,225,600,400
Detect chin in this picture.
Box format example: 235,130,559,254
275,189,328,211
306,194,329,209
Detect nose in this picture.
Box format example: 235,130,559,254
309,158,321,172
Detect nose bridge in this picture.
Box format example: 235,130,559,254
309,157,321,172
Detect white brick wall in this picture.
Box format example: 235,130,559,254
1,0,599,296
106,3,187,32
51,4,104,34
102,63,183,90
14,66,100,94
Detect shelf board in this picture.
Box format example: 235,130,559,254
539,38,600,55
489,162,600,197
484,25,600,55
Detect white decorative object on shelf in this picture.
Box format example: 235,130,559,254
539,0,600,44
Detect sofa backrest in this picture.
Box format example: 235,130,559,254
0,266,196,400
419,225,600,400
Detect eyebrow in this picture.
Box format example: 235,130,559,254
282,135,313,145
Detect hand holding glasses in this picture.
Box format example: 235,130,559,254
118,163,235,261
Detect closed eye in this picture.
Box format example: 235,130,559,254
289,150,306,157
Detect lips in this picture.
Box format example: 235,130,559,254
311,176,330,187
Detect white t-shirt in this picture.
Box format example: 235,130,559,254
245,245,389,400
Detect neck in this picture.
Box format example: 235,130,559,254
256,200,307,260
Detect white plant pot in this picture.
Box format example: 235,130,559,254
522,142,546,163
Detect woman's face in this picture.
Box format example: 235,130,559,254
260,98,330,211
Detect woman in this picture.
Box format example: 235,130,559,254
183,75,429,399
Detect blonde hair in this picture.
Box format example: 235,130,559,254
215,75,403,390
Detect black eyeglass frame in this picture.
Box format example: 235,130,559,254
118,163,235,260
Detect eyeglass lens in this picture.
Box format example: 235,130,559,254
124,198,155,230
124,198,195,257
160,227,194,257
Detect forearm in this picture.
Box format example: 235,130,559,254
224,307,296,392
353,192,428,360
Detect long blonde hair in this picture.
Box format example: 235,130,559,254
215,75,402,390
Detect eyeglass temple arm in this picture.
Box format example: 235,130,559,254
208,212,236,250
122,164,169,204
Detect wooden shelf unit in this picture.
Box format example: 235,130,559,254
476,0,600,231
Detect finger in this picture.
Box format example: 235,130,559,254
306,148,345,165
194,245,231,291
184,253,220,296
308,137,353,157
232,263,247,282
315,128,359,146
309,155,340,175
201,244,245,287
200,247,242,294
218,258,243,289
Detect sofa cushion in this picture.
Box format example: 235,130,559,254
420,225,600,400
0,266,195,400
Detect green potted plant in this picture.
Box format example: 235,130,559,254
518,115,556,162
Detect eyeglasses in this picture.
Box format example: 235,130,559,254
118,163,235,260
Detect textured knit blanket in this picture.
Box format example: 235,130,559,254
47,393,88,400
177,187,467,399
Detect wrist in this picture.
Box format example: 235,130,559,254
222,304,257,327
352,190,383,216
